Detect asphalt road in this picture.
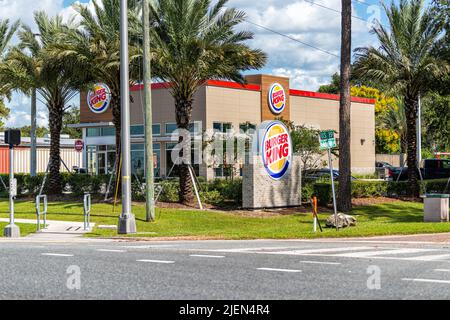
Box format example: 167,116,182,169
1,238,450,300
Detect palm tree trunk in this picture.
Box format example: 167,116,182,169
175,97,194,205
47,103,64,194
338,0,352,213
404,94,420,197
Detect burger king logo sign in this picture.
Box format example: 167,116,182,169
262,121,292,180
268,83,286,114
87,83,111,114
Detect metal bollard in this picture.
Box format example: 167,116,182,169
83,193,91,231
36,195,47,232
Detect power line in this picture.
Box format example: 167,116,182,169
303,0,389,29
352,0,379,8
244,20,340,58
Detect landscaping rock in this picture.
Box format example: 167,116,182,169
325,213,357,228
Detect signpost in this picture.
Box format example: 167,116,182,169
319,130,339,231
3,129,21,237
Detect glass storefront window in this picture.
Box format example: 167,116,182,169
86,127,115,137
131,124,161,136
131,125,144,136
165,123,178,135
131,144,145,177
213,122,232,133
87,145,117,175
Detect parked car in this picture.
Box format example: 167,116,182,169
375,161,395,180
376,161,393,169
303,169,357,181
392,159,450,181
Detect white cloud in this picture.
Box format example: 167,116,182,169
0,0,64,30
3,0,381,127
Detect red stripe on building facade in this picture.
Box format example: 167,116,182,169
130,81,375,105
289,89,376,105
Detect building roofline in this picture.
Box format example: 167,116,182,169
128,79,376,105
289,89,376,105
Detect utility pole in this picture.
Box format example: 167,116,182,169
338,0,353,213
143,0,155,222
30,88,37,177
118,0,137,234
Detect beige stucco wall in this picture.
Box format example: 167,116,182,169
290,95,375,174
204,85,261,179
129,87,207,127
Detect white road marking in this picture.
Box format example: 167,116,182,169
137,259,175,264
41,253,74,257
204,247,293,253
299,260,341,265
403,254,450,261
96,249,126,253
332,248,431,258
434,269,450,273
263,246,376,255
402,278,450,284
189,254,225,258
257,268,302,273
121,245,174,249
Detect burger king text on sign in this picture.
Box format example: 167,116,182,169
268,83,286,114
87,83,111,114
262,121,292,180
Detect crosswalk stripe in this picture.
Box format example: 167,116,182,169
205,247,293,253
402,278,450,284
331,248,432,258
263,246,375,255
257,268,302,273
403,254,450,261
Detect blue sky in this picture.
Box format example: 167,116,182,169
0,0,433,128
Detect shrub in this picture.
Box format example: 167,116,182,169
206,179,242,204
200,190,224,205
156,180,180,202
313,183,333,206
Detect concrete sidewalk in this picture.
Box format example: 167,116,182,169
0,218,95,240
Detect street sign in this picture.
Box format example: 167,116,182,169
9,178,17,197
319,130,339,231
74,140,84,152
319,130,336,149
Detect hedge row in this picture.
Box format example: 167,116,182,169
0,173,111,198
0,173,242,206
312,179,450,205
1,173,448,206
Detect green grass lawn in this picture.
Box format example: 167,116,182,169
0,199,449,239
0,222,38,237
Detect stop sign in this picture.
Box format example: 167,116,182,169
75,140,84,152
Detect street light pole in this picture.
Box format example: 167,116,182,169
118,0,136,234
143,0,155,222
30,33,40,177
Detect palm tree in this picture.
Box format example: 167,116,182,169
148,0,266,204
338,0,353,212
52,0,142,164
0,19,20,127
1,12,81,194
379,100,407,163
353,0,449,197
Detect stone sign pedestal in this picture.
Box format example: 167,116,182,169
242,155,302,209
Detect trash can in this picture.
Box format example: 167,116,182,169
423,194,449,222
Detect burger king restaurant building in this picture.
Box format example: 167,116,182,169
76,74,376,179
